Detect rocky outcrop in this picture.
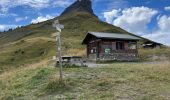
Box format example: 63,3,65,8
61,0,96,17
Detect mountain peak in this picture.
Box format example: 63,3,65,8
61,0,96,17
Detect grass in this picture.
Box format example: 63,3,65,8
1,12,169,73
0,38,56,73
0,37,87,73
0,61,170,100
0,36,169,73
139,47,170,61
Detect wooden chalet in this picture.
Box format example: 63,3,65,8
82,32,142,61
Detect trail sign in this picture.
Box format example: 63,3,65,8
52,20,64,31
52,20,64,82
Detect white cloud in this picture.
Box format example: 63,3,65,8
53,0,72,8
0,0,48,13
103,6,170,46
158,15,170,32
0,0,72,13
114,7,158,35
0,25,19,31
0,13,18,17
31,15,54,24
144,15,170,46
94,0,129,10
164,6,170,11
143,33,170,46
103,9,121,23
15,16,28,22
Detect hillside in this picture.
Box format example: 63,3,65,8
0,0,131,45
0,0,169,72
0,0,134,72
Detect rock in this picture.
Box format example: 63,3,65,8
61,0,97,17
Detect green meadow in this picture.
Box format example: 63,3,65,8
0,60,170,100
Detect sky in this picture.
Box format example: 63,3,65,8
0,0,170,46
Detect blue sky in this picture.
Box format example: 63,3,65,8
0,0,170,46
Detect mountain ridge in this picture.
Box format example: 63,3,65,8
61,0,97,17
0,1,132,45
0,0,147,70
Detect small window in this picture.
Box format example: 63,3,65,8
90,47,97,53
116,42,124,50
128,42,136,49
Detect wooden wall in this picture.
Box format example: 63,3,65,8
87,39,138,61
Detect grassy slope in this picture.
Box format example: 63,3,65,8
0,6,169,70
139,48,170,61
0,61,170,100
0,38,56,73
0,12,133,72
0,13,129,45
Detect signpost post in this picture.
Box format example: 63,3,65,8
52,20,64,82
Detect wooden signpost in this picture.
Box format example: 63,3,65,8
52,20,64,82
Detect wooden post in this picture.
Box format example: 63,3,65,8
56,32,63,82
53,20,64,82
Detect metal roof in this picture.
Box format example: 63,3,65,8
88,32,142,40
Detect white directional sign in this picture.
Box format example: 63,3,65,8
52,20,64,30
56,27,61,32
56,24,64,29
52,19,64,82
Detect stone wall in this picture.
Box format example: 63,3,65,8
88,53,138,61
88,54,97,61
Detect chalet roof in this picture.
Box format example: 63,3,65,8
90,32,141,39
82,32,142,44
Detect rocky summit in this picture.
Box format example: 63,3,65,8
61,0,96,17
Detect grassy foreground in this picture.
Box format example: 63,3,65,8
0,61,170,100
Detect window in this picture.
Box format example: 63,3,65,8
90,47,97,53
128,42,136,49
111,42,116,50
116,42,124,50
